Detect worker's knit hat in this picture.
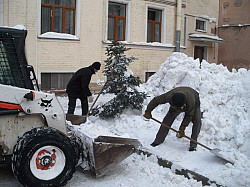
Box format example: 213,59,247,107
92,62,101,70
172,93,186,107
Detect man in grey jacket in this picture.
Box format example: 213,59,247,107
143,87,201,151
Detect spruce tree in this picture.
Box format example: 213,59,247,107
92,41,147,118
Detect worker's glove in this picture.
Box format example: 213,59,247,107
176,126,186,138
143,111,152,120
88,95,94,103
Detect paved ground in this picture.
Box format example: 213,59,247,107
0,164,22,187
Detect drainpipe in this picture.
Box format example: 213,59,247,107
175,0,182,52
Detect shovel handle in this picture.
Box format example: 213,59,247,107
151,117,212,151
86,81,108,117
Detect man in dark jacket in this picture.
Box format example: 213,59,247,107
143,87,201,151
66,62,101,116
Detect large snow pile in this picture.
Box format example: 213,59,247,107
63,52,249,187
142,52,250,158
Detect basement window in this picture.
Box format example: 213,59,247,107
145,71,155,82
41,73,73,90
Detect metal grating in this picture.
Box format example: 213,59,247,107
0,33,26,88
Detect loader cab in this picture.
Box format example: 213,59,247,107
0,27,39,90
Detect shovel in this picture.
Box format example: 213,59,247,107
151,117,234,165
66,81,108,125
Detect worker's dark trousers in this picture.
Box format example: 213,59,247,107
67,96,88,116
153,106,202,148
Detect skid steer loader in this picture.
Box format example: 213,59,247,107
0,27,140,186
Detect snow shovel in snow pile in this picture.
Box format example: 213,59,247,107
151,117,234,165
66,81,108,125
75,131,141,177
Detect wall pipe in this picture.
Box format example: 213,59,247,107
175,0,182,52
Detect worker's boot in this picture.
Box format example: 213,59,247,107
189,147,196,151
150,142,160,147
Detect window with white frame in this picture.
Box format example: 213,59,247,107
108,1,126,41
41,0,76,35
195,18,206,32
147,8,162,42
146,5,166,44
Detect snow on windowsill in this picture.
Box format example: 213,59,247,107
38,32,79,41
195,29,207,33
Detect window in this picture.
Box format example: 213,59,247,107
41,73,73,90
145,72,155,82
195,19,206,32
41,0,76,35
108,2,126,41
147,8,162,43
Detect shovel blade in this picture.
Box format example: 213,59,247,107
66,114,86,125
210,148,234,165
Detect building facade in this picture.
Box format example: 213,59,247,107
218,0,250,71
1,0,220,91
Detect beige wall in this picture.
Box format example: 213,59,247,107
0,0,3,25
183,0,220,64
219,0,250,24
218,0,250,70
2,0,220,90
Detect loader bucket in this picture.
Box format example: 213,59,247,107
92,136,141,177
79,134,141,178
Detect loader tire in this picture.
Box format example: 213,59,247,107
70,134,82,166
12,127,76,187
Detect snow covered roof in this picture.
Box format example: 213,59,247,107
185,14,217,23
189,33,224,43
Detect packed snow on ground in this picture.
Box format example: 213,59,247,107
57,52,249,187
